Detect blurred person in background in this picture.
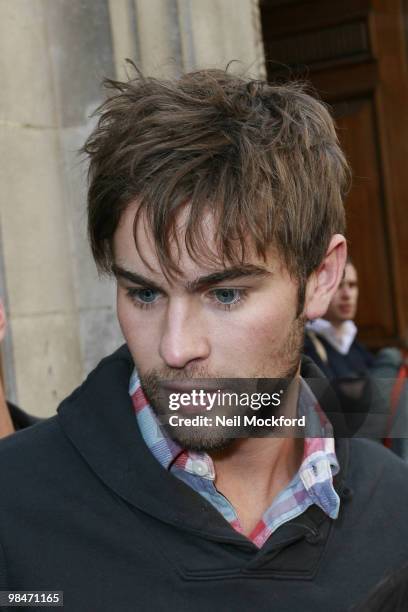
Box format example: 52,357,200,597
304,258,374,379
0,300,14,438
0,300,38,438
305,258,408,455
370,333,408,460
304,259,380,437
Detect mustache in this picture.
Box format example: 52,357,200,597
140,364,224,381
139,369,225,405
140,368,223,390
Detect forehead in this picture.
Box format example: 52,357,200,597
112,200,284,280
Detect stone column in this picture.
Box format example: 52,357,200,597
0,0,123,416
108,0,140,80
177,0,266,76
0,0,82,416
109,0,265,78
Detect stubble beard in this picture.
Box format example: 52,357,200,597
138,316,306,452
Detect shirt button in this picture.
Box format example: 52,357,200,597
192,460,209,477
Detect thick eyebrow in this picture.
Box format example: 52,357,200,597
112,265,164,293
186,265,271,292
112,263,271,293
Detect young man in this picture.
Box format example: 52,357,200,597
305,259,374,379
0,70,407,612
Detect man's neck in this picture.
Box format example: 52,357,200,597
208,376,303,536
210,436,303,535
0,381,14,439
325,318,345,336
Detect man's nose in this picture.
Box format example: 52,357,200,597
159,299,210,369
342,284,352,299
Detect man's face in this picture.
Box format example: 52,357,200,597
324,263,358,325
113,202,306,450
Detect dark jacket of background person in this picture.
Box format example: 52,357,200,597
1,346,408,611
304,331,386,438
7,402,40,431
304,330,374,380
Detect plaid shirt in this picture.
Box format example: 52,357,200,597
130,371,340,549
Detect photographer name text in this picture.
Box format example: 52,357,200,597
168,415,306,428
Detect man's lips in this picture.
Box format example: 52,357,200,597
159,382,223,414
160,381,223,393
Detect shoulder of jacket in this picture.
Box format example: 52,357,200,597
0,416,62,463
348,438,408,489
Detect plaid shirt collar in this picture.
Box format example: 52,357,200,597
130,370,340,548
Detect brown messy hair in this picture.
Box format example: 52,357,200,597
84,66,349,293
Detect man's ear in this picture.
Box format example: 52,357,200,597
0,300,6,343
304,234,347,321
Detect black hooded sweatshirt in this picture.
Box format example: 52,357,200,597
0,345,408,612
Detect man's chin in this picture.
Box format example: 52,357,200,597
163,424,235,453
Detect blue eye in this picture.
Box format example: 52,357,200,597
213,288,241,305
126,286,162,310
137,288,158,303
